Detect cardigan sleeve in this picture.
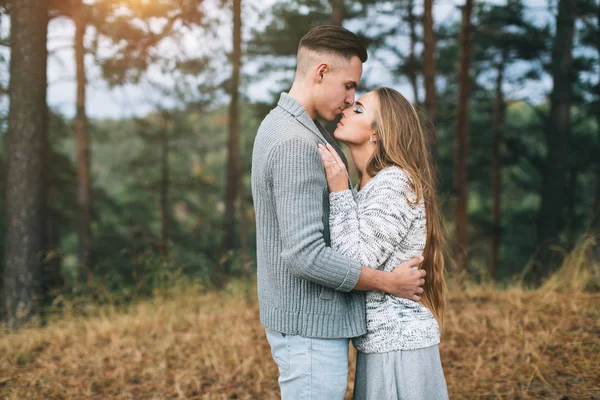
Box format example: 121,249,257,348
268,136,362,292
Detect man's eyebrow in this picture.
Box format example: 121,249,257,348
355,101,366,110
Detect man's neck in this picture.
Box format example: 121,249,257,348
289,81,317,119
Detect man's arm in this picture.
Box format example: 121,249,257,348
270,136,361,292
355,263,426,302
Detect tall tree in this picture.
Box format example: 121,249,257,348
453,0,474,271
3,0,48,327
422,0,437,137
159,111,170,262
474,0,546,279
590,1,600,235
406,0,419,105
220,0,243,285
331,0,343,25
489,49,506,279
231,0,252,280
533,0,578,282
73,0,93,283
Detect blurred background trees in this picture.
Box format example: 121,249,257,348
1,0,599,326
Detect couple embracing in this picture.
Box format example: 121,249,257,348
251,25,449,400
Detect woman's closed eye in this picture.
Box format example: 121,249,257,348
353,106,364,114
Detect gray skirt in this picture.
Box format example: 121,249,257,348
352,345,449,400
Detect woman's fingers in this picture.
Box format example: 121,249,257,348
318,144,350,192
326,144,345,166
318,144,338,169
318,144,346,183
318,146,335,172
318,146,338,183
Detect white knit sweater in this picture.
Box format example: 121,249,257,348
329,166,440,353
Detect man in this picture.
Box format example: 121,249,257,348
251,25,426,398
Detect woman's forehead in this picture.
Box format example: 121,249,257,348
356,92,377,107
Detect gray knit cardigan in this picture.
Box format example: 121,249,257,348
251,93,367,339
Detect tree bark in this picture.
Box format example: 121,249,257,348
590,167,600,234
73,0,93,284
331,0,343,26
3,0,48,328
407,0,420,106
41,107,63,311
42,209,63,300
490,51,506,281
422,0,437,146
219,0,242,287
533,0,577,283
238,176,251,279
589,2,600,236
565,167,578,251
159,112,170,262
453,0,474,271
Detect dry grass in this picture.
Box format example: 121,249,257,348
0,282,599,400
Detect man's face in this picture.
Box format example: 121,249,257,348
313,55,363,121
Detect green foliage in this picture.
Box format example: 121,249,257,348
2,0,600,308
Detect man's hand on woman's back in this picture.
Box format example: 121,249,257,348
388,257,426,301
354,256,426,301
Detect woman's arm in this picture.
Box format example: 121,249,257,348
329,173,417,268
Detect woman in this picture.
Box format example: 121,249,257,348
318,87,448,400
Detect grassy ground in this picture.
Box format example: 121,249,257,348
0,283,599,399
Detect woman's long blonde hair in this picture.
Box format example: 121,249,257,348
367,87,447,325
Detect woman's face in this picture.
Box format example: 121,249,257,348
333,91,377,146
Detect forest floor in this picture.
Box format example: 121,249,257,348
0,282,599,400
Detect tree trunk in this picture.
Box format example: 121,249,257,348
331,0,343,26
238,176,251,279
453,0,474,272
407,0,420,106
73,0,93,284
589,167,600,234
422,0,437,149
159,112,170,262
41,107,63,311
3,0,48,328
590,3,600,236
489,51,506,281
565,167,578,251
533,0,577,283
219,0,242,287
42,209,63,299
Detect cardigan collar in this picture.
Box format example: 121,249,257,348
277,92,349,170
277,93,326,144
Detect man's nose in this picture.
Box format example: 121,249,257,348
345,90,355,106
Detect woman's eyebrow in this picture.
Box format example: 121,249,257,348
355,101,366,110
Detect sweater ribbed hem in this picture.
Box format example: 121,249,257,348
260,303,367,339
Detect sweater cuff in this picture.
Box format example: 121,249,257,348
329,189,355,216
335,258,362,292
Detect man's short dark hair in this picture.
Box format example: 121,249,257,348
299,25,368,63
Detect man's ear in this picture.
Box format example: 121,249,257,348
315,63,328,83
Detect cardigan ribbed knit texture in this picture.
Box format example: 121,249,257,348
251,93,367,339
